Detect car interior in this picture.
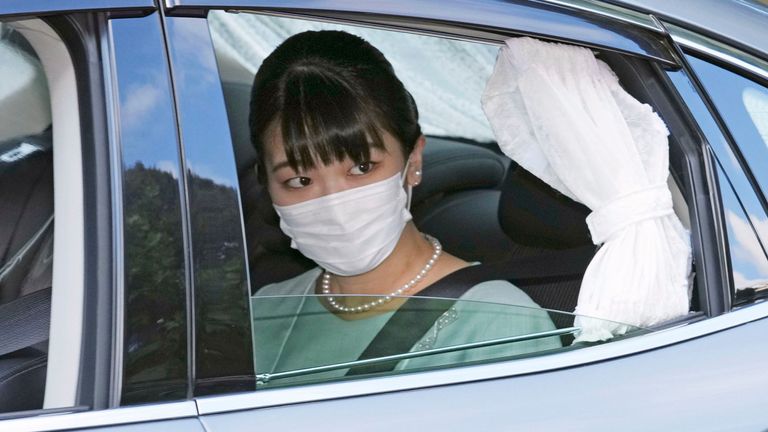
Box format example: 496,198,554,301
0,129,53,414
0,19,83,418
0,24,58,415
216,33,695,332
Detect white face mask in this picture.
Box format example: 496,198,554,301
273,168,413,276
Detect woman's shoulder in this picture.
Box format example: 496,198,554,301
458,279,543,309
254,267,322,297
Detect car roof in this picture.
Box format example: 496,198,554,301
608,0,768,57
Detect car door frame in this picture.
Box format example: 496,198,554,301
0,0,141,415
150,0,768,419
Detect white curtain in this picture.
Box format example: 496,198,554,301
482,37,692,342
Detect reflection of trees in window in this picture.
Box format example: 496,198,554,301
121,162,252,399
188,173,252,392
122,162,187,403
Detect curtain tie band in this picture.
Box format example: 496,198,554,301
586,184,674,245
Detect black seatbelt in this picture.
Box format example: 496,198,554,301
347,245,594,375
0,287,51,357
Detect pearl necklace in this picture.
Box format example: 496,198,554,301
321,235,442,313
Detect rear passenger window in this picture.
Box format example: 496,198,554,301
0,21,53,413
209,12,688,388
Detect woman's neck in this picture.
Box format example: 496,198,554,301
328,222,434,297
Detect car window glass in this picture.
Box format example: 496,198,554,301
108,16,191,405
252,294,645,388
686,55,768,248
715,164,768,299
743,87,768,143
0,21,53,414
208,11,681,389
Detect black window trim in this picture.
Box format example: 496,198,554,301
0,0,155,20
107,12,194,406
162,0,680,67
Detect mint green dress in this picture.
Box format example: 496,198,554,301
251,268,561,385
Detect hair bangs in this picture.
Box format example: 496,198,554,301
279,68,388,172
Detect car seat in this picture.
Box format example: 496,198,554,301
411,137,510,264
0,129,53,304
0,130,54,413
494,162,595,316
414,142,595,317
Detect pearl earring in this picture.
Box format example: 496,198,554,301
415,170,422,176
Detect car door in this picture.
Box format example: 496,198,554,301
0,2,207,431
160,0,768,430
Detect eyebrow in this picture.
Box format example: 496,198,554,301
271,160,292,173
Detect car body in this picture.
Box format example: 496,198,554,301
1,0,768,430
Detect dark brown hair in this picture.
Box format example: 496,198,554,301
249,30,421,181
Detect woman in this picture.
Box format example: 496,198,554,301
249,30,559,383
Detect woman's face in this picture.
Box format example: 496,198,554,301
263,126,424,206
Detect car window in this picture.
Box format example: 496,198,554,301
208,11,498,143
108,15,192,405
207,11,689,389
686,55,768,247
0,20,53,414
715,163,768,299
252,294,644,388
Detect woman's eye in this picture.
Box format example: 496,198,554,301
285,177,312,189
349,161,376,176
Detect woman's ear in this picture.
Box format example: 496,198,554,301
406,135,426,186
